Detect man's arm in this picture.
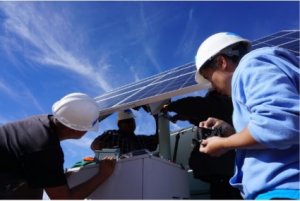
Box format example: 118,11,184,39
45,157,116,199
163,92,234,126
233,50,299,149
90,132,108,150
91,135,102,150
200,127,265,157
223,127,264,149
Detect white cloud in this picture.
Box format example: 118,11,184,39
0,2,196,169
20,85,45,113
0,2,112,92
174,8,199,59
97,55,112,72
129,65,140,82
134,109,156,135
144,44,162,72
0,79,16,98
0,79,44,113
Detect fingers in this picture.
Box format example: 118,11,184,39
102,157,116,164
96,157,117,181
199,121,205,127
199,139,207,153
198,137,228,157
199,117,219,128
98,157,117,175
100,157,116,169
102,156,115,160
201,139,207,146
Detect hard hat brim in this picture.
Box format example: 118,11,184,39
89,120,99,132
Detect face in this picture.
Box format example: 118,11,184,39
119,118,136,133
199,56,233,96
68,130,87,139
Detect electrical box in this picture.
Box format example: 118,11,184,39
67,154,190,199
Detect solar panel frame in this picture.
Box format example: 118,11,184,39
95,30,300,117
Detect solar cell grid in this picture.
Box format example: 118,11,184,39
252,30,296,44
280,41,299,53
252,30,299,55
96,95,129,109
155,65,194,82
95,63,194,101
116,70,195,104
95,79,156,101
95,30,299,116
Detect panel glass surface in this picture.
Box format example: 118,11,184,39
95,30,299,113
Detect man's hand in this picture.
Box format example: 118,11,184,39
199,136,228,157
199,117,235,137
46,157,116,199
160,104,170,114
199,124,263,157
198,117,235,157
97,157,116,180
91,138,104,151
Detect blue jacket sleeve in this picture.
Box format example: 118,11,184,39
234,48,299,149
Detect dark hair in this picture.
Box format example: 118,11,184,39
221,42,250,63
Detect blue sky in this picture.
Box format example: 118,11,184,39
0,1,299,168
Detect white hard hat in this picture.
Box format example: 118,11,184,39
195,32,251,84
117,109,135,121
52,93,100,132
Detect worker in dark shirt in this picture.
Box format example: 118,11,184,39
162,89,241,199
0,93,116,199
91,109,158,155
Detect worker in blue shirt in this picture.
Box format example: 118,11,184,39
194,32,299,200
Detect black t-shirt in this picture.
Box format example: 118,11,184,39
0,115,66,188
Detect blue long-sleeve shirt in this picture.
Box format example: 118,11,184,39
230,47,299,199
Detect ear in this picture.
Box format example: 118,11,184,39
216,55,228,71
217,55,231,71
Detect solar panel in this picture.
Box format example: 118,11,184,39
95,63,209,116
252,30,299,54
95,30,299,116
